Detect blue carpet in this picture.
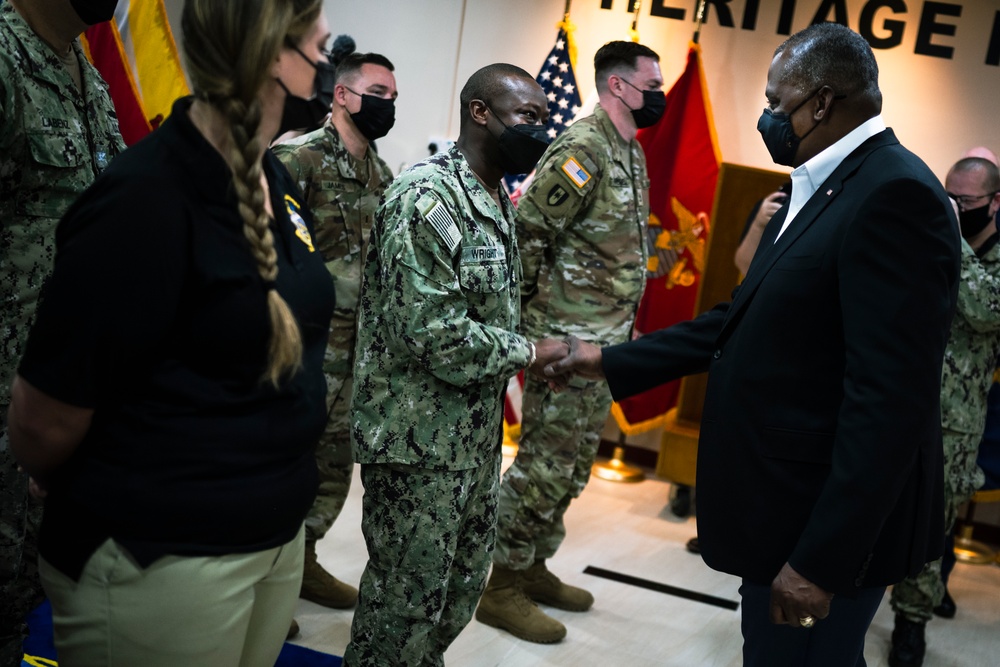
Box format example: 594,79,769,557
22,600,341,666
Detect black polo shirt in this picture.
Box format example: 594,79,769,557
19,97,335,579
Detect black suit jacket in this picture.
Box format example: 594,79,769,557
604,129,960,594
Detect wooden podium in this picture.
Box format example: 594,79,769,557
656,163,789,486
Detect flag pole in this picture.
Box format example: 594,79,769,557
629,0,643,42
693,0,706,44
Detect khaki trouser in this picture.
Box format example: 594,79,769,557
40,525,304,667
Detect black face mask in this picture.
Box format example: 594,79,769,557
619,79,666,129
277,47,336,137
757,88,831,167
488,108,551,175
345,89,396,141
70,0,119,25
958,202,996,240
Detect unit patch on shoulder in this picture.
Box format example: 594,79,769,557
547,184,570,207
561,157,591,188
419,195,461,253
284,194,315,252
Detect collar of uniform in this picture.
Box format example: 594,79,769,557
450,144,514,236
2,3,86,94
593,104,633,168
322,121,369,184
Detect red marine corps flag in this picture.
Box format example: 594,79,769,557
611,41,721,434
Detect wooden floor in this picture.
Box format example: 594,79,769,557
291,454,1000,666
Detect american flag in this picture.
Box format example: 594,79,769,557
504,28,583,194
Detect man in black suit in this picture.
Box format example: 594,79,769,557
545,23,960,667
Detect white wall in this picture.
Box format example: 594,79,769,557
163,1,999,180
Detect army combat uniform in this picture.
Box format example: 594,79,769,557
892,236,1000,622
493,105,649,571
0,4,123,665
344,145,534,667
273,122,393,544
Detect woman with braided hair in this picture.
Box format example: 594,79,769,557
6,1,335,665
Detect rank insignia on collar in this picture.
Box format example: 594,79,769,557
284,194,315,252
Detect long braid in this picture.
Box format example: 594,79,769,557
182,0,321,386
223,96,303,386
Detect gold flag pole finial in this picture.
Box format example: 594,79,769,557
558,0,578,70
629,0,643,42
693,0,707,44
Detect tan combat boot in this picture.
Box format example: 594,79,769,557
300,540,358,609
520,560,594,611
475,565,567,644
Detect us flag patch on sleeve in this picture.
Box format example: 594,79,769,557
561,157,591,188
419,196,461,253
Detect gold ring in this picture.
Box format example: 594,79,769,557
799,615,815,628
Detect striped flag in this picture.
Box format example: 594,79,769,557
503,23,583,195
80,1,189,145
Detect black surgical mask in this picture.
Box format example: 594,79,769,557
70,0,119,25
345,89,396,141
488,108,551,175
619,79,666,129
757,88,832,167
277,47,336,137
958,202,996,240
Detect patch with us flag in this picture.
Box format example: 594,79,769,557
561,157,591,188
418,195,461,253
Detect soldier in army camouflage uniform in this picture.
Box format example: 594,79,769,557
476,41,664,644
344,64,567,667
0,1,123,664
273,51,398,612
889,157,1000,667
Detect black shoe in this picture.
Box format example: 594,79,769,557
933,589,956,619
685,537,700,554
670,485,692,518
888,614,926,667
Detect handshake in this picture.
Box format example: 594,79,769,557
525,335,605,390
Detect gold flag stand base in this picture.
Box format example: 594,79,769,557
592,446,645,483
502,423,520,458
954,525,997,564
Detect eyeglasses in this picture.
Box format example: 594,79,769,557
947,191,998,208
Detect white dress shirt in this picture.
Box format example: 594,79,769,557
776,115,887,240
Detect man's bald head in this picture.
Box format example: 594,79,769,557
962,146,999,167
459,63,536,124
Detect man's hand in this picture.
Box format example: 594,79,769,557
753,190,787,230
527,338,570,378
542,335,605,390
769,562,833,628
27,476,48,499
